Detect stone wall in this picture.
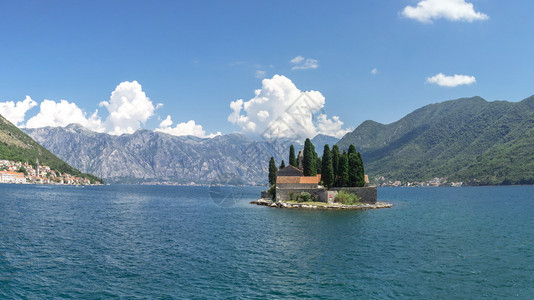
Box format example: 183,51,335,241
328,187,377,204
321,190,338,204
277,183,318,189
276,187,325,202
274,186,377,204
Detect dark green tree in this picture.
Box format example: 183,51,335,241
331,145,340,184
18,166,28,176
316,154,322,175
356,152,365,187
303,138,316,176
348,144,357,156
348,153,358,187
289,144,297,167
279,160,286,169
337,152,349,187
321,145,334,188
268,157,277,186
312,142,321,174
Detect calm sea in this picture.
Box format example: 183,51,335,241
0,184,533,298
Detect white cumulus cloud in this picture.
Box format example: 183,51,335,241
0,96,38,126
290,56,319,70
402,0,488,23
26,99,104,131
426,73,476,87
315,115,351,138
228,74,350,141
24,81,158,134
20,81,215,138
156,115,220,138
99,81,157,135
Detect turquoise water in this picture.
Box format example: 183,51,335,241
0,185,533,298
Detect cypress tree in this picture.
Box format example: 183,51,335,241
268,157,277,186
289,145,297,167
355,152,365,187
348,152,358,187
316,154,322,175
303,138,316,176
312,142,321,174
279,160,286,169
337,152,349,187
321,145,334,188
331,145,340,186
348,144,357,156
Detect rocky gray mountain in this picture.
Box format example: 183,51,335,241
24,124,290,185
311,134,340,153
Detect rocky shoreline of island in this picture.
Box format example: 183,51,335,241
250,198,392,210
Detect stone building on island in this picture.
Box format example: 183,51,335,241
262,140,377,204
273,165,376,204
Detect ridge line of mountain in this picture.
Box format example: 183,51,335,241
21,94,534,185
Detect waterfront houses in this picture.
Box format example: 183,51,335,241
0,171,25,184
375,176,463,187
0,160,101,185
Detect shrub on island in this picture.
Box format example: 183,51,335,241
335,190,362,205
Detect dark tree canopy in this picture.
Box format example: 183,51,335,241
321,144,334,188
355,152,365,187
332,145,340,183
268,157,277,186
337,152,349,187
279,160,286,169
348,153,358,187
289,144,297,167
348,144,357,156
316,154,322,175
303,138,317,176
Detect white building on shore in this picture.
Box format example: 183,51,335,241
0,171,26,184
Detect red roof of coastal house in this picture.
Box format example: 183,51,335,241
277,174,321,184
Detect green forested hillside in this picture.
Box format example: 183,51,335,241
0,114,102,183
337,96,534,185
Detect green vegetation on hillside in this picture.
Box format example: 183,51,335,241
336,96,534,185
0,114,103,183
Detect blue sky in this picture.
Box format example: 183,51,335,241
1,0,533,139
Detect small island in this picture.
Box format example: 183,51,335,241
254,139,392,210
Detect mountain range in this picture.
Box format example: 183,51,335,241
22,95,534,186
337,95,534,185
24,125,291,185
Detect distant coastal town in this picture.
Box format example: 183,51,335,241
375,176,463,187
0,159,102,185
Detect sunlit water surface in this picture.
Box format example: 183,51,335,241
0,185,533,298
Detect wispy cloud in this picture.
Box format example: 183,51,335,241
255,70,266,78
402,0,488,23
290,56,319,70
371,68,378,75
426,73,476,87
